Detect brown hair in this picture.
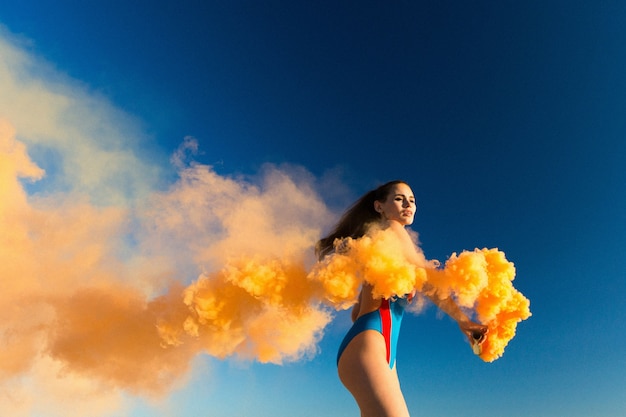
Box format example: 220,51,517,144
315,180,408,259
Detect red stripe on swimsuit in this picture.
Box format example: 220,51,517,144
337,296,407,369
379,298,392,365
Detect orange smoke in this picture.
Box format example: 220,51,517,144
2,110,529,416
308,227,434,305
0,119,332,414
162,257,330,363
1,119,197,397
431,248,531,362
309,226,531,362
0,33,527,417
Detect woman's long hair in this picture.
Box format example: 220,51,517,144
315,180,407,260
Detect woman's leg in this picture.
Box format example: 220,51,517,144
337,330,410,417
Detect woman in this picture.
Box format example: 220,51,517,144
316,180,488,417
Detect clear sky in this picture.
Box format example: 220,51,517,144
1,1,625,417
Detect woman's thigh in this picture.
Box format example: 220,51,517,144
337,330,410,417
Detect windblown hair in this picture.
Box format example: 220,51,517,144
316,180,408,260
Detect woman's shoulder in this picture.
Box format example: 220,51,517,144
383,220,412,241
366,219,406,235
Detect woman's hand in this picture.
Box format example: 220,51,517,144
457,320,489,354
424,289,489,353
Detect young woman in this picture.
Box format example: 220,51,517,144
316,180,488,417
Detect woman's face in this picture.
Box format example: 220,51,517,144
375,183,416,225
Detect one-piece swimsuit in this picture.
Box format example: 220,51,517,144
336,296,409,369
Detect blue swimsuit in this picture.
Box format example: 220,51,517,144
337,297,409,369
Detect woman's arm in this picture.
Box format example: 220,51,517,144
351,289,362,322
387,221,488,342
427,291,468,322
427,287,488,342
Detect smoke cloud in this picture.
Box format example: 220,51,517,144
0,29,529,417
422,248,530,361
308,227,531,362
1,117,334,415
1,31,335,416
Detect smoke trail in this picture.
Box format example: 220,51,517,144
0,118,333,416
0,28,529,417
176,259,329,363
1,120,195,397
1,32,337,415
143,145,334,363
0,31,162,206
1,118,529,417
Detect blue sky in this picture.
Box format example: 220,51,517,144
1,1,625,416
